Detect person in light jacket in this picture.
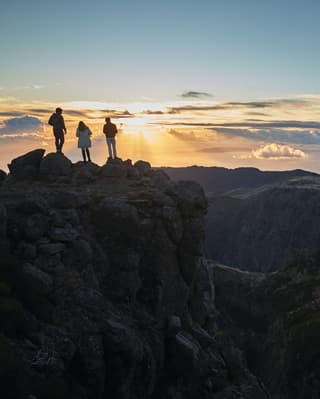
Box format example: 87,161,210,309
76,121,92,162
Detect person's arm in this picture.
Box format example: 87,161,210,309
48,114,54,126
62,116,67,134
76,128,79,137
103,124,107,135
88,128,92,136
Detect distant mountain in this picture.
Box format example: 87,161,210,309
162,166,320,271
206,176,320,271
161,166,318,196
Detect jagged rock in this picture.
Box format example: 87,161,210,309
0,150,272,399
38,242,65,255
0,169,7,181
23,214,48,241
100,160,127,178
40,152,72,178
167,315,182,337
49,227,79,242
162,206,183,244
7,149,45,179
175,180,208,215
189,258,216,327
0,203,6,237
134,160,151,175
171,331,201,374
48,191,86,209
22,263,53,295
13,197,48,215
17,241,37,260
124,159,141,179
72,161,100,182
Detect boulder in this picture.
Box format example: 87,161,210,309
49,227,79,242
0,169,7,182
72,161,100,182
38,242,65,255
175,180,208,215
8,149,45,179
134,160,151,176
40,153,72,178
0,204,6,237
100,159,127,178
22,263,53,296
22,214,48,241
124,159,140,179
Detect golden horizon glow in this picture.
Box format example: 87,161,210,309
0,95,320,172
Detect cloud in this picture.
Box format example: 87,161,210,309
0,116,44,137
100,109,134,119
141,109,164,115
252,143,307,159
217,127,320,145
180,91,213,99
167,129,213,142
29,108,52,114
163,98,312,114
0,111,25,117
198,146,252,154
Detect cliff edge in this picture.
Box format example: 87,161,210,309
0,150,267,399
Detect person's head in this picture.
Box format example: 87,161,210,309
56,107,63,114
78,121,86,130
105,117,111,123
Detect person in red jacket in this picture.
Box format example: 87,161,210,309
48,107,67,153
103,117,118,159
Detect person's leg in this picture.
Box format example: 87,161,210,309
59,132,65,153
107,138,112,158
54,133,59,152
112,138,117,158
86,148,91,162
81,148,87,162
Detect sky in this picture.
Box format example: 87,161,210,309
1,0,320,171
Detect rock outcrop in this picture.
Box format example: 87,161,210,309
206,178,320,272
0,150,267,399
213,253,320,399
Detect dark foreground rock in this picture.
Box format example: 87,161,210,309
8,149,45,179
0,150,267,399
214,253,320,399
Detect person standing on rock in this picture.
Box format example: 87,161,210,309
103,117,118,159
48,107,67,153
76,121,92,162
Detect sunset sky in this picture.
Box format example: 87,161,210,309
1,0,320,171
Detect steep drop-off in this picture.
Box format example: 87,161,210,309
206,178,320,272
213,252,320,399
0,150,267,399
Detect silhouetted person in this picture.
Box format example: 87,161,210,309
76,121,92,162
48,107,67,153
103,117,118,159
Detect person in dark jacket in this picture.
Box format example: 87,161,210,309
103,117,118,159
48,107,67,153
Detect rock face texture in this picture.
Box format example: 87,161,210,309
0,150,267,399
206,178,320,272
214,254,320,399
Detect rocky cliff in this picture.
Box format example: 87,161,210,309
206,177,320,272
0,150,267,399
214,253,320,399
